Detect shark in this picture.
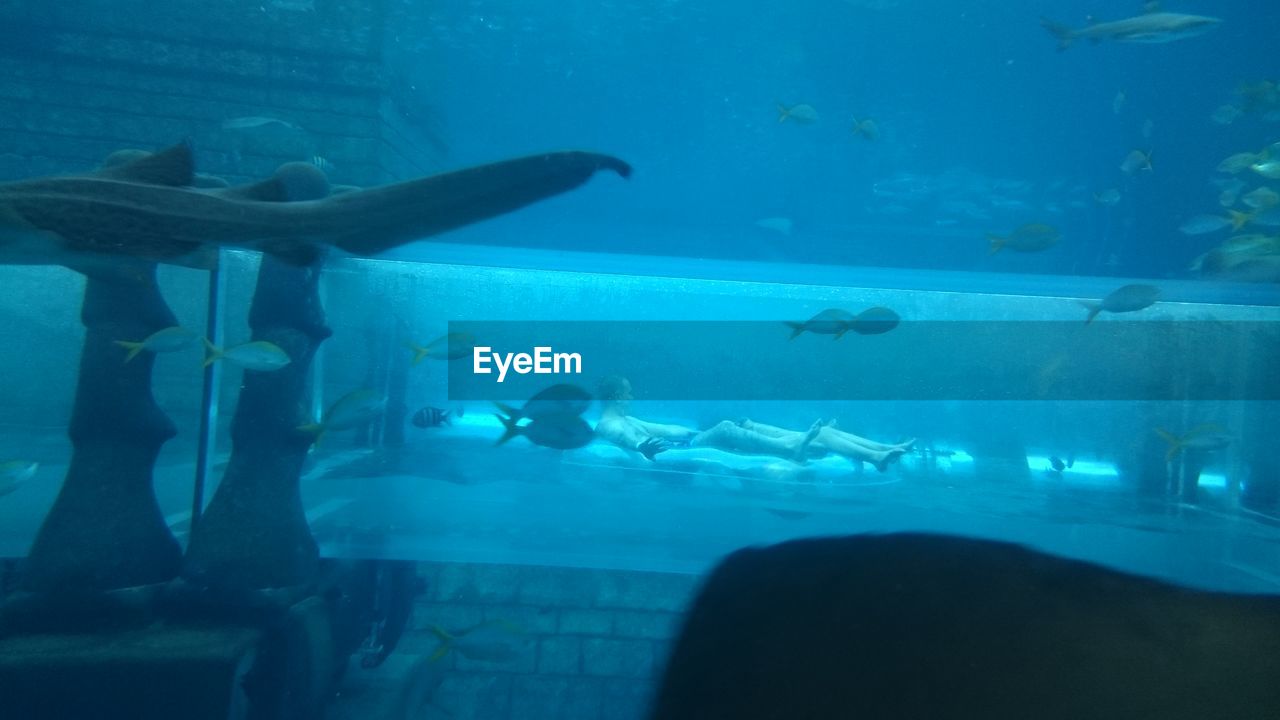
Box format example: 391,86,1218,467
0,142,631,275
1041,7,1221,51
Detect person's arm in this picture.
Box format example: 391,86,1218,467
629,419,697,442
595,417,676,460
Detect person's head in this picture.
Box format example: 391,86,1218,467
597,375,633,411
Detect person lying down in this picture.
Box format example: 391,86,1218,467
591,376,913,473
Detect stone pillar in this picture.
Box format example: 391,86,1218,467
18,264,182,598
181,257,332,594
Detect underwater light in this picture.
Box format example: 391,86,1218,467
1026,455,1121,485
1197,473,1227,490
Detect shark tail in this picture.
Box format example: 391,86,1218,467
1079,300,1103,324
495,414,522,446
1040,18,1075,51
327,151,631,258
114,340,146,363
784,322,805,340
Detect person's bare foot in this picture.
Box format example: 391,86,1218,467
896,438,917,452
792,420,824,463
873,447,908,473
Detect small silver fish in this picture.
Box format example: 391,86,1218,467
987,223,1060,254
300,388,386,441
1155,426,1231,461
1252,160,1280,180
777,103,819,124
114,326,199,362
1094,188,1121,206
203,339,291,371
851,118,879,140
1242,187,1279,210
428,620,525,664
221,116,301,132
1211,104,1242,125
1120,149,1152,174
755,217,793,235
1178,214,1231,235
408,333,477,364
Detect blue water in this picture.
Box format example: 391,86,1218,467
0,4,1278,717
389,0,1280,280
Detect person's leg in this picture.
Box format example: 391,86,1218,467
738,418,910,470
823,419,915,452
812,431,906,472
692,420,822,463
736,419,800,440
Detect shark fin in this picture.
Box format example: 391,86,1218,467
328,151,631,257
1040,18,1075,51
95,141,196,187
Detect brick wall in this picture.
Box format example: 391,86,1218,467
0,0,440,185
383,561,701,720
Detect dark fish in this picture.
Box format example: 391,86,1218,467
785,308,855,339
1081,283,1161,324
986,223,1059,254
650,533,1280,720
0,142,631,274
411,406,459,428
848,306,900,336
1050,456,1066,472
495,413,594,450
493,384,592,421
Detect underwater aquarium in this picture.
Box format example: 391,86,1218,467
0,0,1278,719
